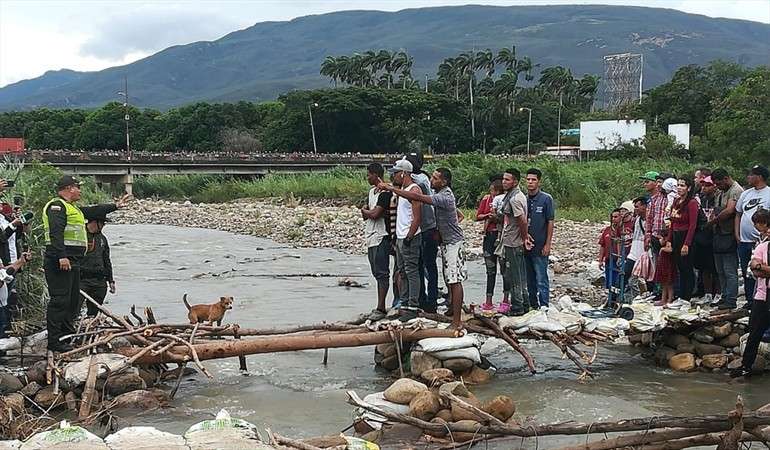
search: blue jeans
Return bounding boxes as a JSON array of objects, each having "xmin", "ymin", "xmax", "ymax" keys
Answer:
[
  {"xmin": 525, "ymin": 253, "xmax": 549, "ymax": 308},
  {"xmin": 714, "ymin": 251, "xmax": 739, "ymax": 306},
  {"xmin": 420, "ymin": 229, "xmax": 439, "ymax": 313},
  {"xmin": 738, "ymin": 242, "xmax": 756, "ymax": 307}
]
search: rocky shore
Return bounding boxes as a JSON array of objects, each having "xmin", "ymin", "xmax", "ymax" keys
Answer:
[{"xmin": 113, "ymin": 199, "xmax": 606, "ymax": 303}]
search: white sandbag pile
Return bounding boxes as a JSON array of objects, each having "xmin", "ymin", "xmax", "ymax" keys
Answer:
[
  {"xmin": 20, "ymin": 421, "xmax": 108, "ymax": 450},
  {"xmin": 104, "ymin": 427, "xmax": 188, "ymax": 450},
  {"xmin": 184, "ymin": 409, "xmax": 275, "ymax": 450},
  {"xmin": 412, "ymin": 336, "xmax": 485, "ymax": 376}
]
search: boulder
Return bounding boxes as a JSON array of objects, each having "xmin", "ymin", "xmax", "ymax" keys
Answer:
[
  {"xmin": 0, "ymin": 373, "xmax": 23, "ymax": 394},
  {"xmin": 663, "ymin": 333, "xmax": 690, "ymax": 349},
  {"xmin": 728, "ymin": 358, "xmax": 743, "ymax": 370},
  {"xmin": 425, "ymin": 418, "xmax": 448, "ymax": 438},
  {"xmin": 34, "ymin": 386, "xmax": 65, "ymax": 409},
  {"xmin": 438, "ymin": 381, "xmax": 470, "ymax": 398},
  {"xmin": 640, "ymin": 332, "xmax": 653, "ymax": 346},
  {"xmin": 461, "ymin": 366, "xmax": 493, "ymax": 385},
  {"xmin": 24, "ymin": 361, "xmax": 48, "ymax": 385},
  {"xmin": 718, "ymin": 333, "xmax": 741, "ymax": 348},
  {"xmin": 2, "ymin": 393, "xmax": 25, "ymax": 413},
  {"xmin": 19, "ymin": 381, "xmax": 42, "ymax": 397},
  {"xmin": 410, "ymin": 351, "xmax": 441, "ymax": 376},
  {"xmin": 482, "ymin": 395, "xmax": 516, "ymax": 421},
  {"xmin": 110, "ymin": 337, "xmax": 133, "ymax": 349},
  {"xmin": 692, "ymin": 332, "xmax": 714, "ymax": 344},
  {"xmin": 443, "ymin": 358, "xmax": 474, "ymax": 373},
  {"xmin": 448, "ymin": 420, "xmax": 482, "ymax": 443},
  {"xmin": 654, "ymin": 347, "xmax": 677, "ymax": 366},
  {"xmin": 383, "ymin": 378, "xmax": 428, "ymax": 405},
  {"xmin": 409, "ymin": 390, "xmax": 440, "ymax": 421},
  {"xmin": 65, "ymin": 391, "xmax": 79, "ymax": 412},
  {"xmin": 379, "ymin": 354, "xmax": 400, "ymax": 371},
  {"xmin": 105, "ymin": 373, "xmax": 146, "ymax": 397},
  {"xmin": 420, "ymin": 368, "xmax": 454, "ymax": 385},
  {"xmin": 707, "ymin": 323, "xmax": 732, "ymax": 339},
  {"xmin": 110, "ymin": 389, "xmax": 169, "ymax": 410},
  {"xmin": 451, "ymin": 395, "xmax": 484, "ymax": 422},
  {"xmin": 376, "ymin": 343, "xmax": 398, "ymax": 358},
  {"xmin": 694, "ymin": 341, "xmax": 724, "ymax": 357},
  {"xmin": 435, "ymin": 409, "xmax": 453, "ymax": 422},
  {"xmin": 138, "ymin": 369, "xmax": 158, "ymax": 388},
  {"xmin": 702, "ymin": 354, "xmax": 729, "ymax": 369},
  {"xmin": 675, "ymin": 343, "xmax": 696, "ymax": 354},
  {"xmin": 669, "ymin": 353, "xmax": 696, "ymax": 372}
]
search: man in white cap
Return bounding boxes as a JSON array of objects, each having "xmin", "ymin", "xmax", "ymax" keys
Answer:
[{"xmin": 386, "ymin": 159, "xmax": 422, "ymax": 320}]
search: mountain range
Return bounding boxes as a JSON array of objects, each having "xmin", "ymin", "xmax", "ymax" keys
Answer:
[{"xmin": 1, "ymin": 4, "xmax": 769, "ymax": 111}]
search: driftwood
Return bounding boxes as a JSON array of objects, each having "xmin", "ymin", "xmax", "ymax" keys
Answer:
[{"xmin": 472, "ymin": 312, "xmax": 537, "ymax": 374}]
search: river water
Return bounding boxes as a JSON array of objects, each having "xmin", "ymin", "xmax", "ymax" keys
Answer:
[{"xmin": 105, "ymin": 224, "xmax": 770, "ymax": 447}]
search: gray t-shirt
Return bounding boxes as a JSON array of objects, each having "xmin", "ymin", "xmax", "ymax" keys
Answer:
[
  {"xmin": 502, "ymin": 187, "xmax": 528, "ymax": 248},
  {"xmin": 736, "ymin": 186, "xmax": 770, "ymax": 242},
  {"xmin": 412, "ymin": 173, "xmax": 436, "ymax": 231},
  {"xmin": 431, "ymin": 187, "xmax": 464, "ymax": 245},
  {"xmin": 715, "ymin": 181, "xmax": 743, "ymax": 234}
]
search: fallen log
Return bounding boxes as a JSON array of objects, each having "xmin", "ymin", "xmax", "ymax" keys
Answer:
[
  {"xmin": 472, "ymin": 313, "xmax": 536, "ymax": 374},
  {"xmin": 556, "ymin": 427, "xmax": 716, "ymax": 450},
  {"xmin": 117, "ymin": 328, "xmax": 458, "ymax": 364}
]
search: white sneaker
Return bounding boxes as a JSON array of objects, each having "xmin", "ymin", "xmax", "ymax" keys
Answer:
[
  {"xmin": 704, "ymin": 294, "xmax": 713, "ymax": 304},
  {"xmin": 710, "ymin": 294, "xmax": 722, "ymax": 306}
]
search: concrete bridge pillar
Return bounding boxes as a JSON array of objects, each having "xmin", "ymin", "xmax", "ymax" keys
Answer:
[{"xmin": 94, "ymin": 174, "xmax": 133, "ymax": 195}]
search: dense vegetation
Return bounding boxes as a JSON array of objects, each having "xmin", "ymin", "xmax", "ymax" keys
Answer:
[
  {"xmin": 0, "ymin": 59, "xmax": 766, "ymax": 166},
  {"xmin": 1, "ymin": 5, "xmax": 769, "ymax": 110}
]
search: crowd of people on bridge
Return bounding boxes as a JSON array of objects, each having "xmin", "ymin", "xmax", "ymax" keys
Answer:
[{"xmin": 361, "ymin": 155, "xmax": 770, "ymax": 378}]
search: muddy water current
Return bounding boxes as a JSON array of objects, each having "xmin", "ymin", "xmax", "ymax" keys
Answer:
[{"xmin": 106, "ymin": 224, "xmax": 770, "ymax": 447}]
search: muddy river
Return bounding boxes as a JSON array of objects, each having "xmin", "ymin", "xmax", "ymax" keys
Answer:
[{"xmin": 104, "ymin": 224, "xmax": 769, "ymax": 447}]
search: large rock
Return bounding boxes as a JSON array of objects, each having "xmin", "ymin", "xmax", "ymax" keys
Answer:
[
  {"xmin": 450, "ymin": 395, "xmax": 484, "ymax": 422},
  {"xmin": 483, "ymin": 395, "xmax": 516, "ymax": 421},
  {"xmin": 443, "ymin": 358, "xmax": 474, "ymax": 373},
  {"xmin": 421, "ymin": 368, "xmax": 454, "ymax": 385},
  {"xmin": 663, "ymin": 333, "xmax": 690, "ymax": 349},
  {"xmin": 462, "ymin": 366, "xmax": 493, "ymax": 385},
  {"xmin": 2, "ymin": 393, "xmax": 25, "ymax": 413},
  {"xmin": 435, "ymin": 409, "xmax": 453, "ymax": 422},
  {"xmin": 24, "ymin": 361, "xmax": 48, "ymax": 385},
  {"xmin": 110, "ymin": 389, "xmax": 169, "ymax": 410},
  {"xmin": 438, "ymin": 381, "xmax": 470, "ymax": 398},
  {"xmin": 104, "ymin": 373, "xmax": 147, "ymax": 397},
  {"xmin": 675, "ymin": 343, "xmax": 696, "ymax": 354},
  {"xmin": 376, "ymin": 343, "xmax": 397, "ymax": 358},
  {"xmin": 694, "ymin": 341, "xmax": 724, "ymax": 357},
  {"xmin": 65, "ymin": 391, "xmax": 79, "ymax": 412},
  {"xmin": 654, "ymin": 347, "xmax": 677, "ymax": 366},
  {"xmin": 669, "ymin": 353, "xmax": 696, "ymax": 372},
  {"xmin": 383, "ymin": 378, "xmax": 428, "ymax": 405},
  {"xmin": 34, "ymin": 386, "xmax": 65, "ymax": 409},
  {"xmin": 410, "ymin": 351, "xmax": 441, "ymax": 376},
  {"xmin": 692, "ymin": 331, "xmax": 714, "ymax": 344},
  {"xmin": 707, "ymin": 323, "xmax": 732, "ymax": 339},
  {"xmin": 702, "ymin": 354, "xmax": 729, "ymax": 369},
  {"xmin": 425, "ymin": 418, "xmax": 448, "ymax": 438},
  {"xmin": 379, "ymin": 354, "xmax": 400, "ymax": 371},
  {"xmin": 718, "ymin": 333, "xmax": 741, "ymax": 348},
  {"xmin": 449, "ymin": 420, "xmax": 482, "ymax": 443},
  {"xmin": 19, "ymin": 381, "xmax": 42, "ymax": 397},
  {"xmin": 409, "ymin": 390, "xmax": 440, "ymax": 421},
  {"xmin": 0, "ymin": 373, "xmax": 24, "ymax": 394}
]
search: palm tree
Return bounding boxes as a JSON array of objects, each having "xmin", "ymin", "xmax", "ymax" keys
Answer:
[
  {"xmin": 438, "ymin": 57, "xmax": 462, "ymax": 99},
  {"xmin": 474, "ymin": 49, "xmax": 495, "ymax": 79},
  {"xmin": 320, "ymin": 56, "xmax": 339, "ymax": 87},
  {"xmin": 495, "ymin": 45, "xmax": 518, "ymax": 72},
  {"xmin": 539, "ymin": 66, "xmax": 574, "ymax": 101},
  {"xmin": 491, "ymin": 70, "xmax": 521, "ymax": 116}
]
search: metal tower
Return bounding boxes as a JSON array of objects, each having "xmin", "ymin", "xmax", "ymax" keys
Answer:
[{"xmin": 603, "ymin": 53, "xmax": 643, "ymax": 110}]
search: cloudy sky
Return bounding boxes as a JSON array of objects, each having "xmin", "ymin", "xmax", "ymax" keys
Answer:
[{"xmin": 1, "ymin": 0, "xmax": 768, "ymax": 88}]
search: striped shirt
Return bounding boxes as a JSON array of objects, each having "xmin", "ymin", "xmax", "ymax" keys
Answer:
[{"xmin": 646, "ymin": 192, "xmax": 667, "ymax": 240}]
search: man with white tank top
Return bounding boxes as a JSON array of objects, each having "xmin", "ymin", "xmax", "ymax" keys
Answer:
[{"xmin": 387, "ymin": 158, "xmax": 422, "ymax": 321}]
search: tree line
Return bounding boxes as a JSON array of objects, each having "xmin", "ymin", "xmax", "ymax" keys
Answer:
[{"xmin": 0, "ymin": 49, "xmax": 766, "ymax": 165}]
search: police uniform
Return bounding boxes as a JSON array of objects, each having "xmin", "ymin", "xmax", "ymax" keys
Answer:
[
  {"xmin": 43, "ymin": 176, "xmax": 117, "ymax": 352},
  {"xmin": 81, "ymin": 217, "xmax": 113, "ymax": 317}
]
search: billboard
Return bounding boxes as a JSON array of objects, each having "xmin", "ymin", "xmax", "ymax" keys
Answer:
[
  {"xmin": 579, "ymin": 120, "xmax": 646, "ymax": 151},
  {"xmin": 668, "ymin": 123, "xmax": 690, "ymax": 149}
]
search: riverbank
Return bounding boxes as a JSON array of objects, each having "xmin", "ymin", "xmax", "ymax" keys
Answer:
[{"xmin": 113, "ymin": 198, "xmax": 606, "ymax": 303}]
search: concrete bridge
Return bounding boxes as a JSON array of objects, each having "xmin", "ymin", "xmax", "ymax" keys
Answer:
[{"xmin": 33, "ymin": 153, "xmax": 402, "ymax": 194}]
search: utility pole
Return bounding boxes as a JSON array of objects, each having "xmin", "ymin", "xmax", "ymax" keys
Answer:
[
  {"xmin": 308, "ymin": 103, "xmax": 318, "ymax": 154},
  {"xmin": 469, "ymin": 75, "xmax": 475, "ymax": 141},
  {"xmin": 425, "ymin": 74, "xmax": 428, "ymax": 93},
  {"xmin": 117, "ymin": 76, "xmax": 132, "ymax": 195},
  {"xmin": 557, "ymin": 91, "xmax": 563, "ymax": 151},
  {"xmin": 519, "ymin": 107, "xmax": 532, "ymax": 157}
]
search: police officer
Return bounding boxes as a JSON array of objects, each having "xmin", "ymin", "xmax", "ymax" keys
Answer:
[
  {"xmin": 43, "ymin": 175, "xmax": 129, "ymax": 352},
  {"xmin": 81, "ymin": 214, "xmax": 114, "ymax": 317}
]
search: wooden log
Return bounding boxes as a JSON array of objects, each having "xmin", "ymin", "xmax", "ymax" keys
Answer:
[
  {"xmin": 639, "ymin": 431, "xmax": 760, "ymax": 450},
  {"xmin": 117, "ymin": 328, "xmax": 458, "ymax": 364},
  {"xmin": 556, "ymin": 428, "xmax": 715, "ymax": 450},
  {"xmin": 78, "ymin": 355, "xmax": 98, "ymax": 419},
  {"xmin": 472, "ymin": 313, "xmax": 537, "ymax": 374}
]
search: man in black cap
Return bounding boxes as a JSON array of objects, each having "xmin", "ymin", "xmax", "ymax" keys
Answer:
[
  {"xmin": 81, "ymin": 215, "xmax": 115, "ymax": 317},
  {"xmin": 42, "ymin": 175, "xmax": 130, "ymax": 352}
]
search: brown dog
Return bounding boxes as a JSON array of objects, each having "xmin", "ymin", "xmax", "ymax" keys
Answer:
[{"xmin": 182, "ymin": 293, "xmax": 234, "ymax": 326}]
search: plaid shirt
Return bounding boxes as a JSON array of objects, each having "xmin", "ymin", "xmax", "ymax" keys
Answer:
[{"xmin": 646, "ymin": 192, "xmax": 667, "ymax": 239}]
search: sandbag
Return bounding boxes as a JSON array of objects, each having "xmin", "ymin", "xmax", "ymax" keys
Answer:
[
  {"xmin": 185, "ymin": 409, "xmax": 271, "ymax": 450},
  {"xmin": 104, "ymin": 427, "xmax": 187, "ymax": 450},
  {"xmin": 21, "ymin": 421, "xmax": 107, "ymax": 449},
  {"xmin": 359, "ymin": 392, "xmax": 411, "ymax": 430},
  {"xmin": 0, "ymin": 441, "xmax": 21, "ymax": 449},
  {"xmin": 63, "ymin": 354, "xmax": 134, "ymax": 388},
  {"xmin": 414, "ymin": 335, "xmax": 483, "ymax": 353},
  {"xmin": 431, "ymin": 348, "xmax": 482, "ymax": 364},
  {"xmin": 383, "ymin": 378, "xmax": 428, "ymax": 404}
]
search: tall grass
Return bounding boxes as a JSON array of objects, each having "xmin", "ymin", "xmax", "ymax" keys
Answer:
[{"xmin": 131, "ymin": 154, "xmax": 722, "ymax": 220}]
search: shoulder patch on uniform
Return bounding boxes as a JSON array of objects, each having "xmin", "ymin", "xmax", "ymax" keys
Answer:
[{"xmin": 50, "ymin": 205, "xmax": 62, "ymax": 211}]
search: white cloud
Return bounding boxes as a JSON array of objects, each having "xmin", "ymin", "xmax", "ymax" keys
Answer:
[{"xmin": 1, "ymin": 0, "xmax": 768, "ymax": 88}]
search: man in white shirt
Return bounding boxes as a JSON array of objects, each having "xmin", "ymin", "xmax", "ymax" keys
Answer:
[{"xmin": 361, "ymin": 163, "xmax": 393, "ymax": 321}]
